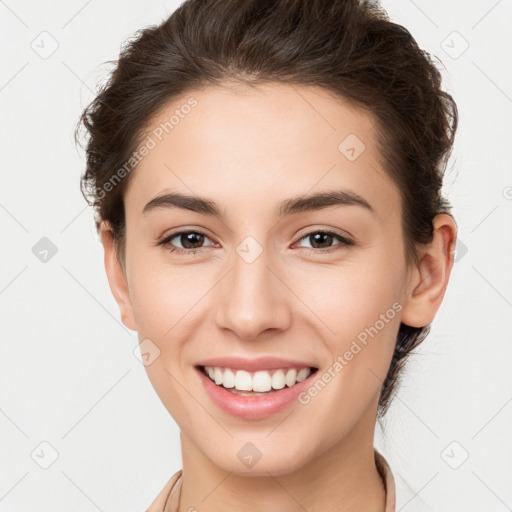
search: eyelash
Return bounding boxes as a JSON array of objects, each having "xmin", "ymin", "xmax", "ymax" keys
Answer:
[{"xmin": 158, "ymin": 229, "xmax": 354, "ymax": 256}]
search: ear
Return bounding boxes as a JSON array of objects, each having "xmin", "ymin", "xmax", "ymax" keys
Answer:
[
  {"xmin": 400, "ymin": 213, "xmax": 458, "ymax": 328},
  {"xmin": 99, "ymin": 221, "xmax": 137, "ymax": 331}
]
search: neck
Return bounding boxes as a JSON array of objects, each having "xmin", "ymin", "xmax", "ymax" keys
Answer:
[{"xmin": 176, "ymin": 405, "xmax": 386, "ymax": 512}]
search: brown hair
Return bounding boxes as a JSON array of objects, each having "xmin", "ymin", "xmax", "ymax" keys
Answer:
[{"xmin": 75, "ymin": 0, "xmax": 458, "ymax": 418}]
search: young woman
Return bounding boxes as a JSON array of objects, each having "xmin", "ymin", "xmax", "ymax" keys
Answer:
[{"xmin": 76, "ymin": 0, "xmax": 458, "ymax": 510}]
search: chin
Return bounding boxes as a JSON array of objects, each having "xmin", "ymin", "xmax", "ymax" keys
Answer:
[{"xmin": 208, "ymin": 444, "xmax": 310, "ymax": 477}]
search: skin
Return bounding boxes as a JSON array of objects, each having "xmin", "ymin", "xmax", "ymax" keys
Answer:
[{"xmin": 100, "ymin": 82, "xmax": 457, "ymax": 512}]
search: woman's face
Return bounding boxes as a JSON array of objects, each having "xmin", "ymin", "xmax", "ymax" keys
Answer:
[{"xmin": 105, "ymin": 83, "xmax": 423, "ymax": 475}]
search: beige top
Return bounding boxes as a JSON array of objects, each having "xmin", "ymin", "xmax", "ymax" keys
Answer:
[{"xmin": 147, "ymin": 448, "xmax": 396, "ymax": 512}]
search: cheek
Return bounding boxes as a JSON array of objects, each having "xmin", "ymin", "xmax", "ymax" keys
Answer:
[
  {"xmin": 129, "ymin": 274, "xmax": 171, "ymax": 334},
  {"xmin": 126, "ymin": 241, "xmax": 200, "ymax": 336},
  {"xmin": 292, "ymin": 254, "xmax": 403, "ymax": 385},
  {"xmin": 126, "ymin": 263, "xmax": 199, "ymax": 416},
  {"xmin": 293, "ymin": 265, "xmax": 402, "ymax": 431},
  {"xmin": 295, "ymin": 256, "xmax": 403, "ymax": 336}
]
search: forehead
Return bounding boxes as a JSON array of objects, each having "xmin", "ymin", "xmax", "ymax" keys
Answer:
[{"xmin": 126, "ymin": 82, "xmax": 400, "ymax": 222}]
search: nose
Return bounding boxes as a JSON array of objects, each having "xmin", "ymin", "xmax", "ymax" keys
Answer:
[{"xmin": 214, "ymin": 243, "xmax": 292, "ymax": 341}]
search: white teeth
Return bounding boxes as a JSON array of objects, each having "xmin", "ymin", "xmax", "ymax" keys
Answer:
[
  {"xmin": 271, "ymin": 369, "xmax": 286, "ymax": 390},
  {"xmin": 234, "ymin": 370, "xmax": 252, "ymax": 391},
  {"xmin": 203, "ymin": 366, "xmax": 313, "ymax": 392},
  {"xmin": 223, "ymin": 368, "xmax": 235, "ymax": 388},
  {"xmin": 253, "ymin": 371, "xmax": 272, "ymax": 392},
  {"xmin": 285, "ymin": 368, "xmax": 297, "ymax": 387},
  {"xmin": 296, "ymin": 368, "xmax": 311, "ymax": 382}
]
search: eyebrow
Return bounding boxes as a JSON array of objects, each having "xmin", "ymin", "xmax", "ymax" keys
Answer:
[{"xmin": 142, "ymin": 189, "xmax": 375, "ymax": 218}]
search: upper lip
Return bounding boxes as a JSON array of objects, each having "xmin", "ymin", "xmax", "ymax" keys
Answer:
[{"xmin": 195, "ymin": 356, "xmax": 318, "ymax": 373}]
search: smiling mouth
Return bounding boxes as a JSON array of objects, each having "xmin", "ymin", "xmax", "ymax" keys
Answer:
[{"xmin": 196, "ymin": 365, "xmax": 319, "ymax": 395}]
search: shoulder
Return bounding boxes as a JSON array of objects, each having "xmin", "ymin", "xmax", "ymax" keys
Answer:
[{"xmin": 145, "ymin": 470, "xmax": 183, "ymax": 512}]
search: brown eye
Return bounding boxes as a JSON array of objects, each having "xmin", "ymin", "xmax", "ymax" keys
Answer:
[
  {"xmin": 308, "ymin": 232, "xmax": 335, "ymax": 249},
  {"xmin": 177, "ymin": 232, "xmax": 206, "ymax": 249},
  {"xmin": 296, "ymin": 230, "xmax": 354, "ymax": 252},
  {"xmin": 159, "ymin": 230, "xmax": 215, "ymax": 255}
]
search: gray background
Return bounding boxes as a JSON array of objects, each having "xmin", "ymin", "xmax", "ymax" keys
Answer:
[{"xmin": 1, "ymin": 0, "xmax": 511, "ymax": 510}]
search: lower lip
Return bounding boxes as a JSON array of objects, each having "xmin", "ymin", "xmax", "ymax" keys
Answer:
[{"xmin": 195, "ymin": 366, "xmax": 318, "ymax": 420}]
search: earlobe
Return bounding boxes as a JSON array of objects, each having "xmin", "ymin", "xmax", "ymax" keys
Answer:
[
  {"xmin": 99, "ymin": 221, "xmax": 137, "ymax": 331},
  {"xmin": 400, "ymin": 213, "xmax": 458, "ymax": 328}
]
